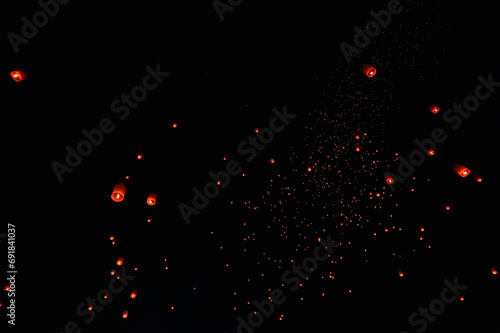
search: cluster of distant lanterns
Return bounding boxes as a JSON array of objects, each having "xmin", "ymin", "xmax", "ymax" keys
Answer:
[{"xmin": 111, "ymin": 181, "xmax": 157, "ymax": 205}]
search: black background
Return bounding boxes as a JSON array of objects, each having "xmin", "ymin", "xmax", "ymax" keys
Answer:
[{"xmin": 2, "ymin": 0, "xmax": 500, "ymax": 332}]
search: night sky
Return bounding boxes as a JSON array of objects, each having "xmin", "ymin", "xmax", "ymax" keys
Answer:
[{"xmin": 3, "ymin": 0, "xmax": 500, "ymax": 332}]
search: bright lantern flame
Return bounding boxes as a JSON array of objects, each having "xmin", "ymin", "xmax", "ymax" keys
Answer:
[
  {"xmin": 147, "ymin": 192, "xmax": 157, "ymax": 205},
  {"xmin": 122, "ymin": 310, "xmax": 128, "ymax": 318},
  {"xmin": 492, "ymin": 268, "xmax": 498, "ymax": 275},
  {"xmin": 116, "ymin": 257, "xmax": 124, "ymax": 266},
  {"xmin": 111, "ymin": 183, "xmax": 127, "ymax": 202},
  {"xmin": 452, "ymin": 163, "xmax": 470, "ymax": 177},
  {"xmin": 399, "ymin": 270, "xmax": 404, "ymax": 277}
]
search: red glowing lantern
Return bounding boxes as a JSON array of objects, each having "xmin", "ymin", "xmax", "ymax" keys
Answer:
[
  {"xmin": 427, "ymin": 149, "xmax": 435, "ymax": 156},
  {"xmin": 452, "ymin": 163, "xmax": 470, "ymax": 177},
  {"xmin": 492, "ymin": 268, "xmax": 498, "ymax": 275},
  {"xmin": 445, "ymin": 206, "xmax": 451, "ymax": 210},
  {"xmin": 172, "ymin": 123, "xmax": 178, "ymax": 128},
  {"xmin": 307, "ymin": 167, "xmax": 312, "ymax": 172},
  {"xmin": 122, "ymin": 310, "xmax": 128, "ymax": 318},
  {"xmin": 147, "ymin": 192, "xmax": 157, "ymax": 205},
  {"xmin": 3, "ymin": 284, "xmax": 10, "ymax": 291},
  {"xmin": 398, "ymin": 270, "xmax": 404, "ymax": 277},
  {"xmin": 270, "ymin": 158, "xmax": 275, "ymax": 164},
  {"xmin": 473, "ymin": 175, "xmax": 483, "ymax": 183},
  {"xmin": 137, "ymin": 154, "xmax": 143, "ymax": 159},
  {"xmin": 116, "ymin": 257, "xmax": 124, "ymax": 266},
  {"xmin": 362, "ymin": 64, "xmax": 376, "ymax": 77},
  {"xmin": 130, "ymin": 290, "xmax": 138, "ymax": 299},
  {"xmin": 254, "ymin": 128, "xmax": 259, "ymax": 134},
  {"xmin": 111, "ymin": 183, "xmax": 127, "ymax": 202},
  {"xmin": 428, "ymin": 105, "xmax": 440, "ymax": 114},
  {"xmin": 11, "ymin": 70, "xmax": 28, "ymax": 82},
  {"xmin": 384, "ymin": 174, "xmax": 394, "ymax": 184}
]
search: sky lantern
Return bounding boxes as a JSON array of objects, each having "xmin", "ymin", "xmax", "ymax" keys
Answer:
[
  {"xmin": 355, "ymin": 135, "xmax": 360, "ymax": 140},
  {"xmin": 384, "ymin": 173, "xmax": 394, "ymax": 184},
  {"xmin": 11, "ymin": 70, "xmax": 28, "ymax": 82},
  {"xmin": 137, "ymin": 154, "xmax": 143, "ymax": 159},
  {"xmin": 445, "ymin": 205, "xmax": 451, "ymax": 210},
  {"xmin": 427, "ymin": 149, "xmax": 435, "ymax": 156},
  {"xmin": 362, "ymin": 64, "xmax": 376, "ymax": 77},
  {"xmin": 428, "ymin": 105, "xmax": 440, "ymax": 114},
  {"xmin": 111, "ymin": 183, "xmax": 127, "ymax": 202},
  {"xmin": 270, "ymin": 158, "xmax": 275, "ymax": 164},
  {"xmin": 122, "ymin": 310, "xmax": 128, "ymax": 318},
  {"xmin": 3, "ymin": 284, "xmax": 10, "ymax": 291},
  {"xmin": 491, "ymin": 268, "xmax": 498, "ymax": 275},
  {"xmin": 147, "ymin": 192, "xmax": 157, "ymax": 205},
  {"xmin": 172, "ymin": 123, "xmax": 178, "ymax": 128},
  {"xmin": 473, "ymin": 175, "xmax": 483, "ymax": 183},
  {"xmin": 355, "ymin": 147, "xmax": 361, "ymax": 152},
  {"xmin": 116, "ymin": 257, "xmax": 124, "ymax": 266},
  {"xmin": 254, "ymin": 128, "xmax": 259, "ymax": 134},
  {"xmin": 307, "ymin": 167, "xmax": 312, "ymax": 172},
  {"xmin": 452, "ymin": 163, "xmax": 470, "ymax": 177},
  {"xmin": 398, "ymin": 270, "xmax": 404, "ymax": 277},
  {"xmin": 130, "ymin": 290, "xmax": 138, "ymax": 299}
]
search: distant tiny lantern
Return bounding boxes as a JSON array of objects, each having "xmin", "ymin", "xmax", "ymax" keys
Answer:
[
  {"xmin": 3, "ymin": 284, "xmax": 10, "ymax": 291},
  {"xmin": 362, "ymin": 64, "xmax": 376, "ymax": 77},
  {"xmin": 111, "ymin": 183, "xmax": 127, "ymax": 202},
  {"xmin": 147, "ymin": 192, "xmax": 157, "ymax": 205},
  {"xmin": 398, "ymin": 270, "xmax": 404, "ymax": 277},
  {"xmin": 270, "ymin": 158, "xmax": 275, "ymax": 164},
  {"xmin": 428, "ymin": 105, "xmax": 440, "ymax": 114},
  {"xmin": 427, "ymin": 149, "xmax": 435, "ymax": 156},
  {"xmin": 473, "ymin": 175, "xmax": 483, "ymax": 183},
  {"xmin": 384, "ymin": 173, "xmax": 394, "ymax": 184},
  {"xmin": 137, "ymin": 154, "xmax": 143, "ymax": 159},
  {"xmin": 130, "ymin": 290, "xmax": 138, "ymax": 299},
  {"xmin": 355, "ymin": 147, "xmax": 361, "ymax": 152},
  {"xmin": 452, "ymin": 163, "xmax": 470, "ymax": 177},
  {"xmin": 355, "ymin": 135, "xmax": 360, "ymax": 140},
  {"xmin": 116, "ymin": 257, "xmax": 124, "ymax": 266},
  {"xmin": 172, "ymin": 123, "xmax": 178, "ymax": 128},
  {"xmin": 11, "ymin": 70, "xmax": 28, "ymax": 82},
  {"xmin": 307, "ymin": 167, "xmax": 312, "ymax": 172},
  {"xmin": 445, "ymin": 205, "xmax": 451, "ymax": 210},
  {"xmin": 254, "ymin": 128, "xmax": 259, "ymax": 134},
  {"xmin": 122, "ymin": 310, "xmax": 128, "ymax": 318},
  {"xmin": 492, "ymin": 268, "xmax": 498, "ymax": 275}
]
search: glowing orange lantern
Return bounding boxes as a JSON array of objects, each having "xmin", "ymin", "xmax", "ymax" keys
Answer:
[
  {"xmin": 137, "ymin": 154, "xmax": 143, "ymax": 159},
  {"xmin": 3, "ymin": 284, "xmax": 10, "ymax": 291},
  {"xmin": 492, "ymin": 268, "xmax": 498, "ymax": 275},
  {"xmin": 362, "ymin": 64, "xmax": 376, "ymax": 77},
  {"xmin": 147, "ymin": 192, "xmax": 157, "ymax": 205},
  {"xmin": 254, "ymin": 128, "xmax": 259, "ymax": 134},
  {"xmin": 427, "ymin": 149, "xmax": 435, "ymax": 156},
  {"xmin": 11, "ymin": 70, "xmax": 28, "ymax": 82},
  {"xmin": 307, "ymin": 167, "xmax": 312, "ymax": 172},
  {"xmin": 384, "ymin": 174, "xmax": 394, "ymax": 184},
  {"xmin": 111, "ymin": 183, "xmax": 127, "ymax": 202},
  {"xmin": 473, "ymin": 175, "xmax": 483, "ymax": 183},
  {"xmin": 445, "ymin": 206, "xmax": 451, "ymax": 210},
  {"xmin": 116, "ymin": 257, "xmax": 124, "ymax": 266},
  {"xmin": 398, "ymin": 270, "xmax": 404, "ymax": 277},
  {"xmin": 428, "ymin": 105, "xmax": 440, "ymax": 114},
  {"xmin": 130, "ymin": 290, "xmax": 138, "ymax": 299},
  {"xmin": 452, "ymin": 163, "xmax": 470, "ymax": 177},
  {"xmin": 270, "ymin": 158, "xmax": 275, "ymax": 164},
  {"xmin": 122, "ymin": 310, "xmax": 128, "ymax": 318},
  {"xmin": 355, "ymin": 147, "xmax": 361, "ymax": 152},
  {"xmin": 172, "ymin": 123, "xmax": 178, "ymax": 128}
]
